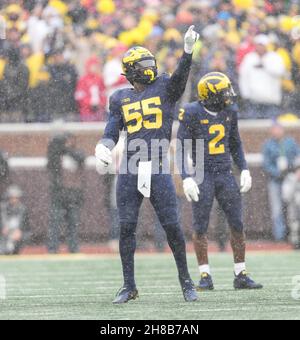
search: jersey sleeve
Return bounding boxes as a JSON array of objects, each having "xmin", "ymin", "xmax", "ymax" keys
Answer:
[
  {"xmin": 166, "ymin": 52, "xmax": 193, "ymax": 103},
  {"xmin": 176, "ymin": 106, "xmax": 195, "ymax": 180},
  {"xmin": 229, "ymin": 110, "xmax": 248, "ymax": 171},
  {"xmin": 101, "ymin": 92, "xmax": 124, "ymax": 150}
]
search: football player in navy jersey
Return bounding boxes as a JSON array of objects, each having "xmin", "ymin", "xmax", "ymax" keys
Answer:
[
  {"xmin": 95, "ymin": 26, "xmax": 200, "ymax": 304},
  {"xmin": 177, "ymin": 72, "xmax": 263, "ymax": 291}
]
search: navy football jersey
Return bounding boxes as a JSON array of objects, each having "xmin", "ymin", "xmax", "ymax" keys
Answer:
[
  {"xmin": 177, "ymin": 101, "xmax": 248, "ymax": 178},
  {"xmin": 102, "ymin": 52, "xmax": 192, "ymax": 159}
]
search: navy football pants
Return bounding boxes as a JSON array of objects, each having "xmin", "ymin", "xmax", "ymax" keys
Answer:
[
  {"xmin": 117, "ymin": 173, "xmax": 179, "ymax": 226},
  {"xmin": 192, "ymin": 171, "xmax": 244, "ymax": 235}
]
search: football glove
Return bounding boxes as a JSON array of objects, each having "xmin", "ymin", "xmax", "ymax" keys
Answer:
[
  {"xmin": 184, "ymin": 25, "xmax": 200, "ymax": 54},
  {"xmin": 95, "ymin": 144, "xmax": 112, "ymax": 173},
  {"xmin": 240, "ymin": 170, "xmax": 252, "ymax": 193},
  {"xmin": 183, "ymin": 177, "xmax": 200, "ymax": 202}
]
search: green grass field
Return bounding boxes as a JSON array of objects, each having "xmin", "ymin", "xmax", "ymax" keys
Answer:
[{"xmin": 0, "ymin": 252, "xmax": 300, "ymax": 320}]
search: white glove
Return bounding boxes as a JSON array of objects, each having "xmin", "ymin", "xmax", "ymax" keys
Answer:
[
  {"xmin": 183, "ymin": 177, "xmax": 200, "ymax": 202},
  {"xmin": 240, "ymin": 170, "xmax": 252, "ymax": 193},
  {"xmin": 184, "ymin": 25, "xmax": 200, "ymax": 54},
  {"xmin": 95, "ymin": 144, "xmax": 112, "ymax": 173}
]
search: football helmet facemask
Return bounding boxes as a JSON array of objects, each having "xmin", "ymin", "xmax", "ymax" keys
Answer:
[{"xmin": 122, "ymin": 46, "xmax": 158, "ymax": 85}]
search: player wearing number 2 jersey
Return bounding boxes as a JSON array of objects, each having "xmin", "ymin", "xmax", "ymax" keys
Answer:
[{"xmin": 177, "ymin": 72, "xmax": 263, "ymax": 292}]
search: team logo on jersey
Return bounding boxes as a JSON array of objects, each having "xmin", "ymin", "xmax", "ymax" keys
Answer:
[
  {"xmin": 122, "ymin": 98, "xmax": 131, "ymax": 103},
  {"xmin": 200, "ymin": 119, "xmax": 209, "ymax": 125}
]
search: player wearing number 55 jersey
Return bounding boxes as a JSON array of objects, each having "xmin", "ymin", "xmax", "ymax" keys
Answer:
[
  {"xmin": 177, "ymin": 72, "xmax": 263, "ymax": 291},
  {"xmin": 95, "ymin": 26, "xmax": 200, "ymax": 304}
]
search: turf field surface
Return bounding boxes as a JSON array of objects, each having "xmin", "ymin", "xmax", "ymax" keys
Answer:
[{"xmin": 0, "ymin": 252, "xmax": 299, "ymax": 320}]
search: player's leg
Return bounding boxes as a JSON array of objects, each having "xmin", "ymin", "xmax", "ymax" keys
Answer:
[
  {"xmin": 113, "ymin": 174, "xmax": 143, "ymax": 304},
  {"xmin": 48, "ymin": 196, "xmax": 64, "ymax": 254},
  {"xmin": 150, "ymin": 174, "xmax": 198, "ymax": 302},
  {"xmin": 216, "ymin": 172, "xmax": 263, "ymax": 289},
  {"xmin": 65, "ymin": 201, "xmax": 81, "ymax": 254},
  {"xmin": 192, "ymin": 172, "xmax": 215, "ymax": 290},
  {"xmin": 288, "ymin": 202, "xmax": 300, "ymax": 250}
]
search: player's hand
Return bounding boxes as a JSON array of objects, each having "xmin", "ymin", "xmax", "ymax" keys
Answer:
[
  {"xmin": 183, "ymin": 177, "xmax": 200, "ymax": 202},
  {"xmin": 95, "ymin": 144, "xmax": 112, "ymax": 173},
  {"xmin": 240, "ymin": 170, "xmax": 252, "ymax": 193},
  {"xmin": 184, "ymin": 25, "xmax": 200, "ymax": 54}
]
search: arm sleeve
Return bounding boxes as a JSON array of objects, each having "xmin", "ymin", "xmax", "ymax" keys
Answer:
[
  {"xmin": 176, "ymin": 108, "xmax": 194, "ymax": 180},
  {"xmin": 101, "ymin": 94, "xmax": 124, "ymax": 150},
  {"xmin": 166, "ymin": 52, "xmax": 193, "ymax": 102},
  {"xmin": 229, "ymin": 111, "xmax": 248, "ymax": 171}
]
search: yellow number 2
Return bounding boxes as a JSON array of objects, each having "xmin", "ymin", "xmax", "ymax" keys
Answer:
[
  {"xmin": 209, "ymin": 124, "xmax": 225, "ymax": 155},
  {"xmin": 122, "ymin": 97, "xmax": 162, "ymax": 134}
]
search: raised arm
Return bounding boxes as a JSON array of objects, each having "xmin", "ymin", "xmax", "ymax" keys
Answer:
[{"xmin": 166, "ymin": 26, "xmax": 199, "ymax": 102}]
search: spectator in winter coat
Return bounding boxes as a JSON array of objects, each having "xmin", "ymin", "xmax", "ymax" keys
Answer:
[
  {"xmin": 75, "ymin": 57, "xmax": 106, "ymax": 122},
  {"xmin": 47, "ymin": 49, "xmax": 78, "ymax": 120},
  {"xmin": 282, "ymin": 158, "xmax": 300, "ymax": 250},
  {"xmin": 239, "ymin": 34, "xmax": 286, "ymax": 119},
  {"xmin": 47, "ymin": 133, "xmax": 86, "ymax": 253},
  {"xmin": 0, "ymin": 47, "xmax": 29, "ymax": 122},
  {"xmin": 0, "ymin": 186, "xmax": 30, "ymax": 255},
  {"xmin": 0, "ymin": 150, "xmax": 9, "ymax": 202},
  {"xmin": 263, "ymin": 122, "xmax": 299, "ymax": 241}
]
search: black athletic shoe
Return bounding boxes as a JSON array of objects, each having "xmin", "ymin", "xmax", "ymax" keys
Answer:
[
  {"xmin": 113, "ymin": 286, "xmax": 139, "ymax": 304},
  {"xmin": 180, "ymin": 278, "xmax": 199, "ymax": 302},
  {"xmin": 234, "ymin": 271, "xmax": 263, "ymax": 290},
  {"xmin": 197, "ymin": 273, "xmax": 214, "ymax": 291}
]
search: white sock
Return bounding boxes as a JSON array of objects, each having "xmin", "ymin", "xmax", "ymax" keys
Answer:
[
  {"xmin": 234, "ymin": 263, "xmax": 246, "ymax": 276},
  {"xmin": 199, "ymin": 265, "xmax": 211, "ymax": 276}
]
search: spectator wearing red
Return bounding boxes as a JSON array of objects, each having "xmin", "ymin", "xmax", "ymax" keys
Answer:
[{"xmin": 75, "ymin": 57, "xmax": 107, "ymax": 122}]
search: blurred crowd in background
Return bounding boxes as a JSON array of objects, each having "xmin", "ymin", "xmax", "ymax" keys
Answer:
[{"xmin": 0, "ymin": 0, "xmax": 300, "ymax": 122}]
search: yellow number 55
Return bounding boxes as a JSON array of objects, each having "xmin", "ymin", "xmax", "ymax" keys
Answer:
[{"xmin": 122, "ymin": 97, "xmax": 163, "ymax": 134}]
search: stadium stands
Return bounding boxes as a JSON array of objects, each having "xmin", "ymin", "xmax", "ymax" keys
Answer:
[{"xmin": 0, "ymin": 0, "xmax": 299, "ymax": 122}]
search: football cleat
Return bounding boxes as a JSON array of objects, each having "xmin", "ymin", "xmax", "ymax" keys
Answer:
[
  {"xmin": 234, "ymin": 271, "xmax": 263, "ymax": 290},
  {"xmin": 197, "ymin": 273, "xmax": 214, "ymax": 291},
  {"xmin": 112, "ymin": 286, "xmax": 139, "ymax": 304},
  {"xmin": 180, "ymin": 278, "xmax": 199, "ymax": 302}
]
